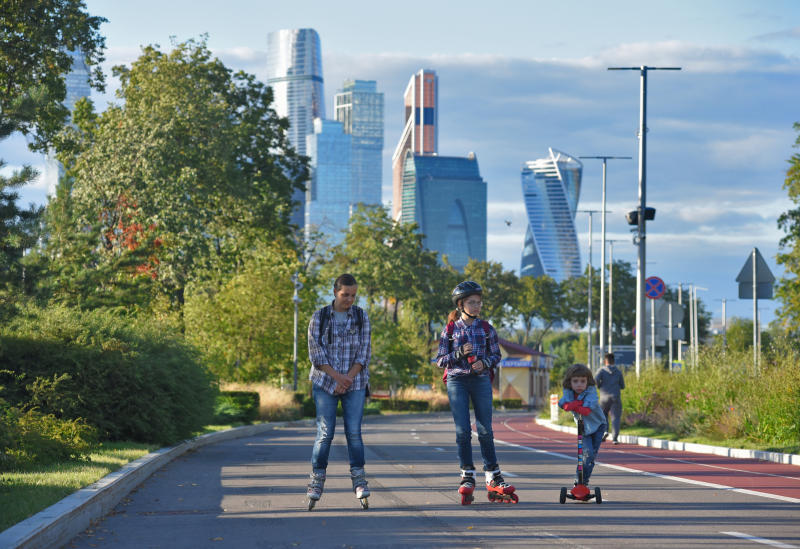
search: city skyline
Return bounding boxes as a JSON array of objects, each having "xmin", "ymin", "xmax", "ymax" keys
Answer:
[{"xmin": 3, "ymin": 0, "xmax": 798, "ymax": 325}]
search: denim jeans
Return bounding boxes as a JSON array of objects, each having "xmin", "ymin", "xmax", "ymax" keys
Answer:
[
  {"xmin": 446, "ymin": 373, "xmax": 498, "ymax": 471},
  {"xmin": 577, "ymin": 424, "xmax": 606, "ymax": 485},
  {"xmin": 310, "ymin": 387, "xmax": 366, "ymax": 472}
]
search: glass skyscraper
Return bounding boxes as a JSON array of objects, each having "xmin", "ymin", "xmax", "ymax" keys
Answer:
[
  {"xmin": 43, "ymin": 49, "xmax": 90, "ymax": 196},
  {"xmin": 401, "ymin": 152, "xmax": 486, "ymax": 271},
  {"xmin": 305, "ymin": 118, "xmax": 352, "ymax": 246},
  {"xmin": 391, "ymin": 69, "xmax": 437, "ymax": 220},
  {"xmin": 520, "ymin": 148, "xmax": 583, "ymax": 282},
  {"xmin": 266, "ymin": 28, "xmax": 325, "ymax": 227},
  {"xmin": 334, "ymin": 80, "xmax": 384, "ymax": 206}
]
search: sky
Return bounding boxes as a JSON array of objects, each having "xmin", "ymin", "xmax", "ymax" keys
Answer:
[{"xmin": 3, "ymin": 0, "xmax": 799, "ymax": 326}]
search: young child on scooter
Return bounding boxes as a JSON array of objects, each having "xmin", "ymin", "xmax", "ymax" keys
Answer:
[{"xmin": 558, "ymin": 364, "xmax": 608, "ymax": 487}]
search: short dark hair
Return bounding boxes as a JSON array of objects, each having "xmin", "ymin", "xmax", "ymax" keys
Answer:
[
  {"xmin": 562, "ymin": 363, "xmax": 596, "ymax": 389},
  {"xmin": 604, "ymin": 352, "xmax": 615, "ymax": 364},
  {"xmin": 334, "ymin": 273, "xmax": 357, "ymax": 292}
]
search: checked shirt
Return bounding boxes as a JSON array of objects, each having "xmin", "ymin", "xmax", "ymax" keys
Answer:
[
  {"xmin": 307, "ymin": 304, "xmax": 371, "ymax": 395},
  {"xmin": 435, "ymin": 317, "xmax": 501, "ymax": 378}
]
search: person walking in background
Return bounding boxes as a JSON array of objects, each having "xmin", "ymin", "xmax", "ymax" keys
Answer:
[
  {"xmin": 305, "ymin": 273, "xmax": 372, "ymax": 510},
  {"xmin": 435, "ymin": 281, "xmax": 518, "ymax": 505},
  {"xmin": 596, "ymin": 352, "xmax": 625, "ymax": 444},
  {"xmin": 558, "ymin": 364, "xmax": 607, "ymax": 487}
]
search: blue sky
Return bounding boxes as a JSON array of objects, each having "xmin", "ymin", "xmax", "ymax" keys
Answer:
[{"xmin": 3, "ymin": 0, "xmax": 799, "ymax": 326}]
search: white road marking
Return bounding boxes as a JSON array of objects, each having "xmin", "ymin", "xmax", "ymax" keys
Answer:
[
  {"xmin": 497, "ymin": 421, "xmax": 800, "ymax": 504},
  {"xmin": 721, "ymin": 531, "xmax": 799, "ymax": 548},
  {"xmin": 434, "ymin": 447, "xmax": 445, "ymax": 452},
  {"xmin": 500, "ymin": 470, "xmax": 518, "ymax": 477}
]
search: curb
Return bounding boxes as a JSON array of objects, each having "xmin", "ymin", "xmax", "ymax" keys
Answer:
[
  {"xmin": 0, "ymin": 421, "xmax": 310, "ymax": 549},
  {"xmin": 535, "ymin": 418, "xmax": 800, "ymax": 466}
]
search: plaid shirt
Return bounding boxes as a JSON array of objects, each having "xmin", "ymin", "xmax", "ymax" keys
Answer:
[
  {"xmin": 435, "ymin": 317, "xmax": 501, "ymax": 378},
  {"xmin": 307, "ymin": 303, "xmax": 371, "ymax": 395}
]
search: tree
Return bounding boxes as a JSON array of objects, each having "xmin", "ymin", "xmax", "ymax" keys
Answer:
[
  {"xmin": 513, "ymin": 275, "xmax": 563, "ymax": 348},
  {"xmin": 47, "ymin": 39, "xmax": 308, "ymax": 313},
  {"xmin": 0, "ymin": 1, "xmax": 105, "ymax": 307},
  {"xmin": 777, "ymin": 121, "xmax": 800, "ymax": 334},
  {"xmin": 463, "ymin": 259, "xmax": 521, "ymax": 329}
]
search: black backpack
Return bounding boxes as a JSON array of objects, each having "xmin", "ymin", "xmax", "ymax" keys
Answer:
[{"xmin": 317, "ymin": 304, "xmax": 364, "ymax": 345}]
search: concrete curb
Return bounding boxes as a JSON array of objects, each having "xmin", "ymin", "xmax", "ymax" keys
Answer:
[
  {"xmin": 535, "ymin": 417, "xmax": 800, "ymax": 466},
  {"xmin": 0, "ymin": 421, "xmax": 310, "ymax": 549}
]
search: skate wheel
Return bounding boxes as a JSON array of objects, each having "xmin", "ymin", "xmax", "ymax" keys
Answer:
[
  {"xmin": 360, "ymin": 497, "xmax": 369, "ymax": 510},
  {"xmin": 510, "ymin": 493, "xmax": 519, "ymax": 504},
  {"xmin": 559, "ymin": 487, "xmax": 567, "ymax": 504},
  {"xmin": 595, "ymin": 487, "xmax": 602, "ymax": 504},
  {"xmin": 461, "ymin": 493, "xmax": 473, "ymax": 505},
  {"xmin": 307, "ymin": 499, "xmax": 316, "ymax": 511}
]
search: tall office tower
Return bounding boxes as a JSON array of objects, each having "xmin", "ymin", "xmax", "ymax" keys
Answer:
[
  {"xmin": 334, "ymin": 80, "xmax": 384, "ymax": 206},
  {"xmin": 305, "ymin": 118, "xmax": 352, "ymax": 246},
  {"xmin": 520, "ymin": 148, "xmax": 583, "ymax": 282},
  {"xmin": 391, "ymin": 69, "xmax": 437, "ymax": 219},
  {"xmin": 43, "ymin": 49, "xmax": 91, "ymax": 195},
  {"xmin": 401, "ymin": 152, "xmax": 486, "ymax": 271},
  {"xmin": 266, "ymin": 28, "xmax": 325, "ymax": 227}
]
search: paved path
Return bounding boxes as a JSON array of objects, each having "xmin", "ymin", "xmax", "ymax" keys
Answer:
[{"xmin": 64, "ymin": 413, "xmax": 800, "ymax": 549}]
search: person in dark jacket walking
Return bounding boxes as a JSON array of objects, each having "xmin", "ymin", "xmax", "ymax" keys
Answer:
[{"xmin": 595, "ymin": 352, "xmax": 625, "ymax": 444}]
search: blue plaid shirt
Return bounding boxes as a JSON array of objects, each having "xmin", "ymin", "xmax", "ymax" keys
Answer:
[
  {"xmin": 435, "ymin": 318, "xmax": 501, "ymax": 378},
  {"xmin": 307, "ymin": 304, "xmax": 371, "ymax": 395}
]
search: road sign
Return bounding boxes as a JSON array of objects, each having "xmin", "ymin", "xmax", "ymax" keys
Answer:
[
  {"xmin": 645, "ymin": 276, "xmax": 666, "ymax": 299},
  {"xmin": 736, "ymin": 248, "xmax": 775, "ymax": 299}
]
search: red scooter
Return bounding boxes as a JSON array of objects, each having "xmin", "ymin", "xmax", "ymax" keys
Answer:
[{"xmin": 560, "ymin": 416, "xmax": 602, "ymax": 504}]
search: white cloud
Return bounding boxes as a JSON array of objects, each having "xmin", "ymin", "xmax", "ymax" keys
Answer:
[{"xmin": 706, "ymin": 130, "xmax": 792, "ymax": 170}]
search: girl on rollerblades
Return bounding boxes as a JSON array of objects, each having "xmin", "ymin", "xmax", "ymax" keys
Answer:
[{"xmin": 435, "ymin": 281, "xmax": 517, "ymax": 505}]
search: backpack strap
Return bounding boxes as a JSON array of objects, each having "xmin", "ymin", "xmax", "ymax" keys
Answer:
[{"xmin": 317, "ymin": 305, "xmax": 332, "ymax": 346}]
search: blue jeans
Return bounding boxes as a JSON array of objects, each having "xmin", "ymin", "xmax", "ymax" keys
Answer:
[
  {"xmin": 577, "ymin": 424, "xmax": 606, "ymax": 485},
  {"xmin": 310, "ymin": 387, "xmax": 366, "ymax": 472},
  {"xmin": 446, "ymin": 373, "xmax": 498, "ymax": 471}
]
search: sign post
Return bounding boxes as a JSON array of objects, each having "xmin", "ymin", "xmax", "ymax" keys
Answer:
[
  {"xmin": 644, "ymin": 276, "xmax": 665, "ymax": 372},
  {"xmin": 736, "ymin": 248, "xmax": 775, "ymax": 373}
]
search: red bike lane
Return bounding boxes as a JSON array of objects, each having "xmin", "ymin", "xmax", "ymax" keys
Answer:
[{"xmin": 494, "ymin": 415, "xmax": 800, "ymax": 502}]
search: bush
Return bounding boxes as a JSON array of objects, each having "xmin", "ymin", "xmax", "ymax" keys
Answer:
[
  {"xmin": 0, "ymin": 406, "xmax": 97, "ymax": 470},
  {"xmin": 494, "ymin": 399, "xmax": 523, "ymax": 409},
  {"xmin": 213, "ymin": 391, "xmax": 260, "ymax": 424},
  {"xmin": 0, "ymin": 305, "xmax": 216, "ymax": 445}
]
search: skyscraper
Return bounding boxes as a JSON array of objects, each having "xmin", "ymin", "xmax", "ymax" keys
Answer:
[
  {"xmin": 43, "ymin": 49, "xmax": 91, "ymax": 195},
  {"xmin": 391, "ymin": 69, "xmax": 437, "ymax": 220},
  {"xmin": 334, "ymin": 80, "xmax": 384, "ymax": 206},
  {"xmin": 401, "ymin": 152, "xmax": 486, "ymax": 271},
  {"xmin": 305, "ymin": 118, "xmax": 352, "ymax": 246},
  {"xmin": 520, "ymin": 148, "xmax": 583, "ymax": 282},
  {"xmin": 266, "ymin": 28, "xmax": 325, "ymax": 227}
]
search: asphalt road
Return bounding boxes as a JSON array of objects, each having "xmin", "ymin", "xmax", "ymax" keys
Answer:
[{"xmin": 64, "ymin": 412, "xmax": 800, "ymax": 549}]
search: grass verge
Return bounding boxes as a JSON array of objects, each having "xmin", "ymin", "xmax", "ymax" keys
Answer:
[{"xmin": 0, "ymin": 425, "xmax": 238, "ymax": 533}]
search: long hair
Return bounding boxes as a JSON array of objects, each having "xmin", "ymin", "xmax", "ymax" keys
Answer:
[
  {"xmin": 447, "ymin": 308, "xmax": 461, "ymax": 323},
  {"xmin": 562, "ymin": 363, "xmax": 595, "ymax": 389}
]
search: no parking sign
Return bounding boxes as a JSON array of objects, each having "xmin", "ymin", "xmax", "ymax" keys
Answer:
[{"xmin": 645, "ymin": 276, "xmax": 666, "ymax": 300}]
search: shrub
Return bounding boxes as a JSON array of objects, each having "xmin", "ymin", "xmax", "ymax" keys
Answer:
[
  {"xmin": 494, "ymin": 399, "xmax": 523, "ymax": 409},
  {"xmin": 213, "ymin": 391, "xmax": 260, "ymax": 424},
  {"xmin": 0, "ymin": 305, "xmax": 216, "ymax": 445},
  {"xmin": 0, "ymin": 406, "xmax": 97, "ymax": 470},
  {"xmin": 220, "ymin": 383, "xmax": 302, "ymax": 421}
]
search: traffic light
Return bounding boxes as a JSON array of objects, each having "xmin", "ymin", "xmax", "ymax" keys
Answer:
[{"xmin": 625, "ymin": 207, "xmax": 656, "ymax": 226}]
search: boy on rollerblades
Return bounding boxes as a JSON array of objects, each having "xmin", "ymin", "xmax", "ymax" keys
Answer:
[{"xmin": 306, "ymin": 274, "xmax": 372, "ymax": 510}]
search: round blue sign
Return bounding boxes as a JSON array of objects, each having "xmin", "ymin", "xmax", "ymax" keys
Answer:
[{"xmin": 645, "ymin": 276, "xmax": 666, "ymax": 299}]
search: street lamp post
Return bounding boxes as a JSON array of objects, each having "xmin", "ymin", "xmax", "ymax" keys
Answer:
[
  {"xmin": 606, "ymin": 239, "xmax": 624, "ymax": 352},
  {"xmin": 608, "ymin": 65, "xmax": 681, "ymax": 378},
  {"xmin": 579, "ymin": 155, "xmax": 631, "ymax": 367},
  {"xmin": 579, "ymin": 209, "xmax": 600, "ymax": 367}
]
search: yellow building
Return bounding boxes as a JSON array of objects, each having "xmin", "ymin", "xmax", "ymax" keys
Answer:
[{"xmin": 494, "ymin": 339, "xmax": 554, "ymax": 409}]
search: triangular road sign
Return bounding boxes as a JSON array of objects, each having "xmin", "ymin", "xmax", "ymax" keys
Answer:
[{"xmin": 736, "ymin": 247, "xmax": 775, "ymax": 299}]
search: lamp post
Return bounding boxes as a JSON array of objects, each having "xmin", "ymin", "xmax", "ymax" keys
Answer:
[
  {"xmin": 578, "ymin": 209, "xmax": 600, "ymax": 367},
  {"xmin": 291, "ymin": 272, "xmax": 303, "ymax": 391},
  {"xmin": 608, "ymin": 65, "xmax": 681, "ymax": 378},
  {"xmin": 580, "ymin": 155, "xmax": 631, "ymax": 368},
  {"xmin": 606, "ymin": 239, "xmax": 624, "ymax": 352}
]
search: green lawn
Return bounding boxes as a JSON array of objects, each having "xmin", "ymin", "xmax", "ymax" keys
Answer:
[{"xmin": 0, "ymin": 425, "xmax": 239, "ymax": 533}]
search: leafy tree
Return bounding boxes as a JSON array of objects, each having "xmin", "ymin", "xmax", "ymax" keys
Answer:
[
  {"xmin": 513, "ymin": 275, "xmax": 563, "ymax": 347},
  {"xmin": 717, "ymin": 317, "xmax": 773, "ymax": 353},
  {"xmin": 463, "ymin": 259, "xmax": 521, "ymax": 329},
  {"xmin": 47, "ymin": 39, "xmax": 307, "ymax": 313},
  {"xmin": 0, "ymin": 1, "xmax": 105, "ymax": 308},
  {"xmin": 777, "ymin": 121, "xmax": 800, "ymax": 334}
]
